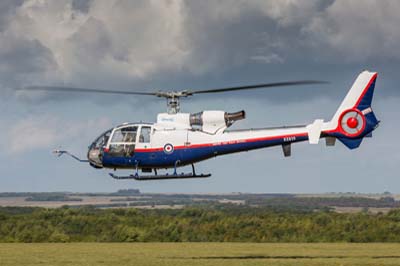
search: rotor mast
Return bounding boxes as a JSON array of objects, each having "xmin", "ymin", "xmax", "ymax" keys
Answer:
[
  {"xmin": 166, "ymin": 96, "xmax": 180, "ymax": 114},
  {"xmin": 155, "ymin": 91, "xmax": 192, "ymax": 114}
]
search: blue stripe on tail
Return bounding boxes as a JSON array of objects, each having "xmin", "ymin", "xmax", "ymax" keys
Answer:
[{"xmin": 357, "ymin": 76, "xmax": 376, "ymax": 110}]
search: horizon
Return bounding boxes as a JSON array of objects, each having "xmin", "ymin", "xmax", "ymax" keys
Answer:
[{"xmin": 0, "ymin": 190, "xmax": 397, "ymax": 195}]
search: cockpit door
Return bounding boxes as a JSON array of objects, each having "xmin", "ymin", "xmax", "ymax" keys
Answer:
[
  {"xmin": 108, "ymin": 126, "xmax": 138, "ymax": 157},
  {"xmin": 135, "ymin": 126, "xmax": 152, "ymax": 150}
]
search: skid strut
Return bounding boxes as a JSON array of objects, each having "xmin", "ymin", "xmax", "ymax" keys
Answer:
[{"xmin": 109, "ymin": 163, "xmax": 211, "ymax": 181}]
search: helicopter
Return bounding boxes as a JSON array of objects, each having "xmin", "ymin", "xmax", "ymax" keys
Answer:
[{"xmin": 19, "ymin": 70, "xmax": 379, "ymax": 180}]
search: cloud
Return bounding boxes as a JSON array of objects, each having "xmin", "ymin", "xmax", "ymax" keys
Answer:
[
  {"xmin": 0, "ymin": 0, "xmax": 24, "ymax": 32},
  {"xmin": 4, "ymin": 115, "xmax": 111, "ymax": 154},
  {"xmin": 71, "ymin": 0, "xmax": 92, "ymax": 13},
  {"xmin": 0, "ymin": 0, "xmax": 398, "ymax": 92},
  {"xmin": 0, "ymin": 32, "xmax": 58, "ymax": 88},
  {"xmin": 304, "ymin": 0, "xmax": 400, "ymax": 61},
  {"xmin": 6, "ymin": 116, "xmax": 59, "ymax": 154},
  {"xmin": 2, "ymin": 0, "xmax": 189, "ymax": 88},
  {"xmin": 250, "ymin": 54, "xmax": 284, "ymax": 64}
]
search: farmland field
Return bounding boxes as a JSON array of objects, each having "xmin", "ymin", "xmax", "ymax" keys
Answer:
[{"xmin": 0, "ymin": 243, "xmax": 400, "ymax": 266}]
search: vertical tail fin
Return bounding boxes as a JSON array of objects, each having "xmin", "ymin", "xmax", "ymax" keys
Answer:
[
  {"xmin": 325, "ymin": 70, "xmax": 379, "ymax": 149},
  {"xmin": 331, "ymin": 71, "xmax": 377, "ymax": 123}
]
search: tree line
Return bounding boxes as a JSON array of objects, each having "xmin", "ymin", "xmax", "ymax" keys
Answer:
[{"xmin": 0, "ymin": 206, "xmax": 400, "ymax": 243}]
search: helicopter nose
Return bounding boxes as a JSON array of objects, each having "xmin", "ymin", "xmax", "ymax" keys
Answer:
[{"xmin": 87, "ymin": 147, "xmax": 103, "ymax": 168}]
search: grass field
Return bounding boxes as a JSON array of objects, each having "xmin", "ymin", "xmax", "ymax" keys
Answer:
[{"xmin": 1, "ymin": 243, "xmax": 400, "ymax": 266}]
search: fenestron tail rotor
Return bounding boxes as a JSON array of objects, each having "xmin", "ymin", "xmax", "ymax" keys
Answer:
[{"xmin": 17, "ymin": 80, "xmax": 328, "ymax": 114}]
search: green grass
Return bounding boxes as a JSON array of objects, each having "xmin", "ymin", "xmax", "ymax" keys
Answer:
[{"xmin": 1, "ymin": 243, "xmax": 400, "ymax": 266}]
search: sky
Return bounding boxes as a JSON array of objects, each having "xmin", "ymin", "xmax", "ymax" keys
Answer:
[{"xmin": 0, "ymin": 0, "xmax": 399, "ymax": 193}]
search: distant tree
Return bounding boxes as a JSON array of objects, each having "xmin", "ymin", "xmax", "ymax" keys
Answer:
[{"xmin": 49, "ymin": 230, "xmax": 70, "ymax": 242}]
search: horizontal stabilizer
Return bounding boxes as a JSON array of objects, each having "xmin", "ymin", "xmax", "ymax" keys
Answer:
[
  {"xmin": 282, "ymin": 143, "xmax": 291, "ymax": 157},
  {"xmin": 325, "ymin": 137, "xmax": 336, "ymax": 146},
  {"xmin": 338, "ymin": 137, "xmax": 363, "ymax": 149},
  {"xmin": 306, "ymin": 119, "xmax": 324, "ymax": 144}
]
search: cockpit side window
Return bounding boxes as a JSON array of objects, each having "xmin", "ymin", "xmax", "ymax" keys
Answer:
[
  {"xmin": 139, "ymin": 126, "xmax": 151, "ymax": 143},
  {"xmin": 108, "ymin": 126, "xmax": 137, "ymax": 158},
  {"xmin": 88, "ymin": 129, "xmax": 112, "ymax": 167},
  {"xmin": 111, "ymin": 126, "xmax": 137, "ymax": 143}
]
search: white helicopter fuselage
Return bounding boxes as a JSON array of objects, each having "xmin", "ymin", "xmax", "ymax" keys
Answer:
[
  {"xmin": 84, "ymin": 70, "xmax": 379, "ymax": 174},
  {"xmin": 94, "ymin": 111, "xmax": 304, "ymax": 170}
]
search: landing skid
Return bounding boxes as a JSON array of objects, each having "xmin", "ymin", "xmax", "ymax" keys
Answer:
[
  {"xmin": 109, "ymin": 173, "xmax": 211, "ymax": 180},
  {"xmin": 109, "ymin": 164, "xmax": 211, "ymax": 181}
]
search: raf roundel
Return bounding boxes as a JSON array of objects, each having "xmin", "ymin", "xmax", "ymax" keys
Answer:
[
  {"xmin": 163, "ymin": 143, "xmax": 174, "ymax": 154},
  {"xmin": 339, "ymin": 109, "xmax": 365, "ymax": 137}
]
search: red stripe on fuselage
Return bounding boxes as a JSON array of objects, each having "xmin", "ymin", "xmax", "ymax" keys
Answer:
[{"xmin": 135, "ymin": 132, "xmax": 308, "ymax": 153}]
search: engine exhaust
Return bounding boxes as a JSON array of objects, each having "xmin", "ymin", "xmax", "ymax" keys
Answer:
[{"xmin": 225, "ymin": 110, "xmax": 245, "ymax": 125}]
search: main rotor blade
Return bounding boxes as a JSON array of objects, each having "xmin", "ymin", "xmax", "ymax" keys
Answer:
[
  {"xmin": 190, "ymin": 80, "xmax": 328, "ymax": 94},
  {"xmin": 17, "ymin": 80, "xmax": 329, "ymax": 98},
  {"xmin": 17, "ymin": 86, "xmax": 157, "ymax": 96}
]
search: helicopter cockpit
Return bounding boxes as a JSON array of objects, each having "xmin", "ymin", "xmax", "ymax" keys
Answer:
[{"xmin": 87, "ymin": 123, "xmax": 153, "ymax": 168}]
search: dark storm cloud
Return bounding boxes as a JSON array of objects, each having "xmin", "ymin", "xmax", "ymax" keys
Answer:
[
  {"xmin": 65, "ymin": 17, "xmax": 113, "ymax": 75},
  {"xmin": 182, "ymin": 0, "xmax": 335, "ymax": 70},
  {"xmin": 0, "ymin": 0, "xmax": 24, "ymax": 32},
  {"xmin": 1, "ymin": 0, "xmax": 399, "ymax": 101},
  {"xmin": 72, "ymin": 0, "xmax": 92, "ymax": 13},
  {"xmin": 0, "ymin": 34, "xmax": 57, "ymax": 88}
]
